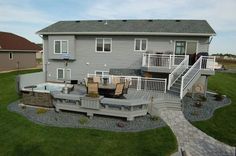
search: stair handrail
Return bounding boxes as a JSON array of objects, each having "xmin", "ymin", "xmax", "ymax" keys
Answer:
[
  {"xmin": 180, "ymin": 56, "xmax": 202, "ymax": 98},
  {"xmin": 168, "ymin": 55, "xmax": 189, "ymax": 90}
]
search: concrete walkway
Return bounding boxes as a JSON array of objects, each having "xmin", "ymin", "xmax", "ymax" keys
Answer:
[{"xmin": 158, "ymin": 109, "xmax": 235, "ymax": 156}]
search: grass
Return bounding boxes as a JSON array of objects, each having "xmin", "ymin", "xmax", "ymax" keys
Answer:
[
  {"xmin": 216, "ymin": 58, "xmax": 236, "ymax": 69},
  {"xmin": 0, "ymin": 70, "xmax": 177, "ymax": 156},
  {"xmin": 193, "ymin": 72, "xmax": 236, "ymax": 146}
]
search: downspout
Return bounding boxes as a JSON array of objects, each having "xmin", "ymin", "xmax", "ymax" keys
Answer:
[{"xmin": 38, "ymin": 34, "xmax": 47, "ymax": 82}]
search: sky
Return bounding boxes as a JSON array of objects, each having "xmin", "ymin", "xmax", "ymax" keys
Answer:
[{"xmin": 0, "ymin": 0, "xmax": 236, "ymax": 54}]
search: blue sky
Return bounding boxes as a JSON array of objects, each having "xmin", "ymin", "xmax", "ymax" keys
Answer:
[{"xmin": 0, "ymin": 0, "xmax": 235, "ymax": 54}]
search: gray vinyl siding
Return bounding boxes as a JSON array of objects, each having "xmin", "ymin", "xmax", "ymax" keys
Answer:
[{"xmin": 43, "ymin": 35, "xmax": 210, "ymax": 82}]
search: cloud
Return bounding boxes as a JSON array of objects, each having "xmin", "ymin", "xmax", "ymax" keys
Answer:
[
  {"xmin": 85, "ymin": 0, "xmax": 236, "ymax": 33},
  {"xmin": 0, "ymin": 0, "xmax": 52, "ymax": 24}
]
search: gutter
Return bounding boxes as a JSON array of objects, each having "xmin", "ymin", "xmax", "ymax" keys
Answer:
[{"xmin": 36, "ymin": 31, "xmax": 216, "ymax": 36}]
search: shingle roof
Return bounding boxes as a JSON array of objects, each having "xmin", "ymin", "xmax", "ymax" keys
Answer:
[
  {"xmin": 37, "ymin": 19, "xmax": 216, "ymax": 36},
  {"xmin": 0, "ymin": 32, "xmax": 42, "ymax": 52}
]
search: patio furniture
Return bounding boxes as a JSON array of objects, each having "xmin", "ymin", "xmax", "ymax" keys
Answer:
[
  {"xmin": 123, "ymin": 80, "xmax": 130, "ymax": 94},
  {"xmin": 98, "ymin": 84, "xmax": 116, "ymax": 96},
  {"xmin": 93, "ymin": 76, "xmax": 101, "ymax": 83},
  {"xmin": 87, "ymin": 82, "xmax": 99, "ymax": 94},
  {"xmin": 112, "ymin": 77, "xmax": 120, "ymax": 85},
  {"xmin": 104, "ymin": 83, "xmax": 124, "ymax": 98}
]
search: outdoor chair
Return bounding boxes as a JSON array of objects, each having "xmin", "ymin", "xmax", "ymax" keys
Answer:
[
  {"xmin": 93, "ymin": 76, "xmax": 101, "ymax": 83},
  {"xmin": 105, "ymin": 83, "xmax": 124, "ymax": 98},
  {"xmin": 112, "ymin": 77, "xmax": 120, "ymax": 85},
  {"xmin": 123, "ymin": 80, "xmax": 130, "ymax": 94},
  {"xmin": 87, "ymin": 82, "xmax": 99, "ymax": 95}
]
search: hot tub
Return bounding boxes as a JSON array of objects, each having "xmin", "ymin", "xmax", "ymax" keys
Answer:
[{"xmin": 21, "ymin": 83, "xmax": 73, "ymax": 107}]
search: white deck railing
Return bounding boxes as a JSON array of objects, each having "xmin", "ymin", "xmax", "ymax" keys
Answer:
[
  {"xmin": 142, "ymin": 54, "xmax": 186, "ymax": 69},
  {"xmin": 168, "ymin": 55, "xmax": 189, "ymax": 90},
  {"xmin": 87, "ymin": 74, "xmax": 167, "ymax": 93},
  {"xmin": 180, "ymin": 56, "xmax": 215, "ymax": 98}
]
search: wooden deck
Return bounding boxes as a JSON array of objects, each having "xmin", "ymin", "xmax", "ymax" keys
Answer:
[{"xmin": 52, "ymin": 85, "xmax": 181, "ymax": 121}]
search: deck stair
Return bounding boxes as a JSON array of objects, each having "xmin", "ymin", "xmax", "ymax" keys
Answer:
[
  {"xmin": 148, "ymin": 93, "xmax": 182, "ymax": 115},
  {"xmin": 168, "ymin": 68, "xmax": 190, "ymax": 96}
]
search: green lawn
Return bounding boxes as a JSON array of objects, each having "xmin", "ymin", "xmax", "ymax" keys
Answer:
[
  {"xmin": 193, "ymin": 72, "xmax": 236, "ymax": 146},
  {"xmin": 0, "ymin": 70, "xmax": 177, "ymax": 156}
]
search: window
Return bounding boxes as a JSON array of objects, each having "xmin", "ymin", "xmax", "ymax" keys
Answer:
[
  {"xmin": 57, "ymin": 68, "xmax": 71, "ymax": 80},
  {"xmin": 9, "ymin": 52, "xmax": 13, "ymax": 60},
  {"xmin": 134, "ymin": 38, "xmax": 148, "ymax": 51},
  {"xmin": 54, "ymin": 40, "xmax": 68, "ymax": 54},
  {"xmin": 57, "ymin": 68, "xmax": 64, "ymax": 79},
  {"xmin": 175, "ymin": 41, "xmax": 186, "ymax": 55},
  {"xmin": 95, "ymin": 70, "xmax": 109, "ymax": 76},
  {"xmin": 95, "ymin": 38, "xmax": 112, "ymax": 52}
]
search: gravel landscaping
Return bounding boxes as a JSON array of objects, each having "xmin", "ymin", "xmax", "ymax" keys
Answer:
[
  {"xmin": 8, "ymin": 92, "xmax": 231, "ymax": 132},
  {"xmin": 182, "ymin": 93, "xmax": 231, "ymax": 122},
  {"xmin": 8, "ymin": 101, "xmax": 166, "ymax": 132}
]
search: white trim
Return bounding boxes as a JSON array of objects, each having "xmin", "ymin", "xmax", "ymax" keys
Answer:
[
  {"xmin": 57, "ymin": 68, "xmax": 65, "ymax": 79},
  {"xmin": 57, "ymin": 68, "xmax": 72, "ymax": 80},
  {"xmin": 94, "ymin": 70, "xmax": 109, "ymax": 76},
  {"xmin": 53, "ymin": 40, "xmax": 69, "ymax": 54},
  {"xmin": 9, "ymin": 52, "xmax": 13, "ymax": 60},
  {"xmin": 134, "ymin": 38, "xmax": 148, "ymax": 52},
  {"xmin": 37, "ymin": 31, "xmax": 216, "ymax": 36},
  {"xmin": 95, "ymin": 38, "xmax": 112, "ymax": 53}
]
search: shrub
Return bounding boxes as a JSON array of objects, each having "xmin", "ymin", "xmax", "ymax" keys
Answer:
[
  {"xmin": 150, "ymin": 116, "xmax": 159, "ymax": 121},
  {"xmin": 36, "ymin": 108, "xmax": 48, "ymax": 114},
  {"xmin": 191, "ymin": 110, "xmax": 199, "ymax": 116},
  {"xmin": 79, "ymin": 117, "xmax": 88, "ymax": 125},
  {"xmin": 21, "ymin": 105, "xmax": 26, "ymax": 109},
  {"xmin": 195, "ymin": 101, "xmax": 202, "ymax": 108},
  {"xmin": 198, "ymin": 95, "xmax": 207, "ymax": 102},
  {"xmin": 214, "ymin": 92, "xmax": 224, "ymax": 101}
]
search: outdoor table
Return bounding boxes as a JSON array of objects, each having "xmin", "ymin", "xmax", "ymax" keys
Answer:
[{"xmin": 98, "ymin": 84, "xmax": 116, "ymax": 96}]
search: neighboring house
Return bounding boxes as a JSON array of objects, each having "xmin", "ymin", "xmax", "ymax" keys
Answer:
[
  {"xmin": 37, "ymin": 19, "xmax": 216, "ymax": 98},
  {"xmin": 36, "ymin": 43, "xmax": 43, "ymax": 60},
  {"xmin": 0, "ymin": 32, "xmax": 42, "ymax": 71}
]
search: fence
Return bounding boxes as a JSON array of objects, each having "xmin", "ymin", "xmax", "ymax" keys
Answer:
[
  {"xmin": 168, "ymin": 55, "xmax": 189, "ymax": 89},
  {"xmin": 142, "ymin": 54, "xmax": 186, "ymax": 69},
  {"xmin": 87, "ymin": 74, "xmax": 167, "ymax": 93}
]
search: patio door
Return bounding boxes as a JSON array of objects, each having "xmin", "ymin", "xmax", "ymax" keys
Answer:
[
  {"xmin": 174, "ymin": 41, "xmax": 198, "ymax": 65},
  {"xmin": 186, "ymin": 41, "xmax": 197, "ymax": 65}
]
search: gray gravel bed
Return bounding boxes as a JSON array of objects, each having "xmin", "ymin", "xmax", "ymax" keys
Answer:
[
  {"xmin": 8, "ymin": 101, "xmax": 166, "ymax": 132},
  {"xmin": 182, "ymin": 93, "xmax": 231, "ymax": 122}
]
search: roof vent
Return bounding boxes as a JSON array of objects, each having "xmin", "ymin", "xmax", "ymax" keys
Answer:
[
  {"xmin": 75, "ymin": 20, "xmax": 80, "ymax": 23},
  {"xmin": 98, "ymin": 20, "xmax": 103, "ymax": 22},
  {"xmin": 175, "ymin": 20, "xmax": 181, "ymax": 22},
  {"xmin": 122, "ymin": 20, "xmax": 127, "ymax": 22},
  {"xmin": 148, "ymin": 19, "xmax": 153, "ymax": 22}
]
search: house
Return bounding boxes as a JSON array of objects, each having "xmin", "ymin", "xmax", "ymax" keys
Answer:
[
  {"xmin": 37, "ymin": 19, "xmax": 216, "ymax": 98},
  {"xmin": 0, "ymin": 32, "xmax": 42, "ymax": 71},
  {"xmin": 36, "ymin": 43, "xmax": 43, "ymax": 60}
]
